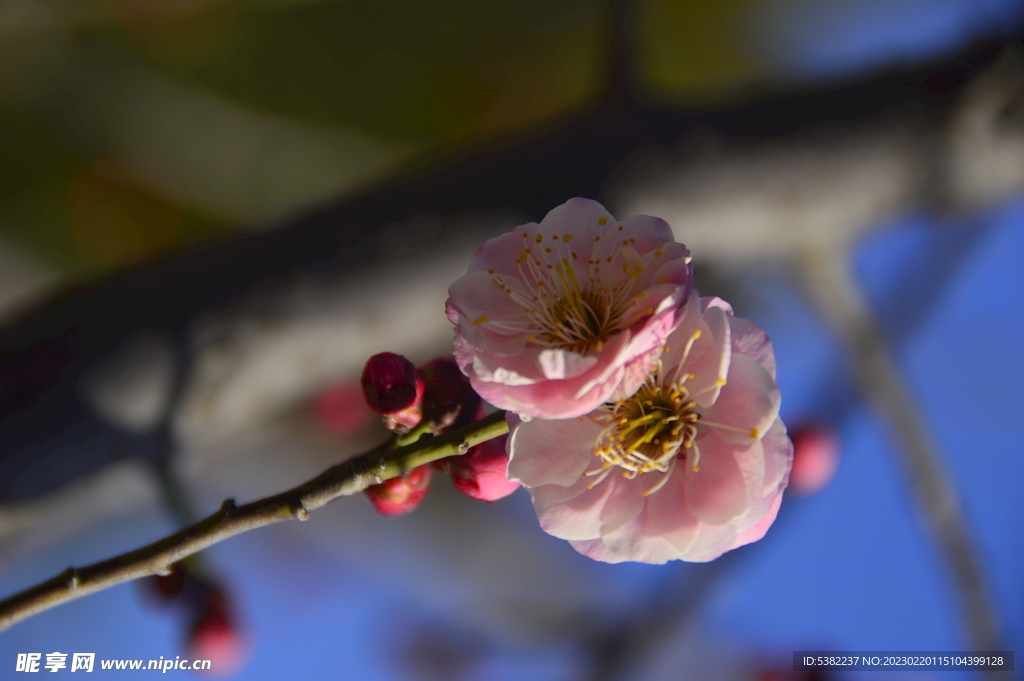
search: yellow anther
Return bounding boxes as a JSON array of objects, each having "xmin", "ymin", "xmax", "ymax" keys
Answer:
[
  {"xmin": 598, "ymin": 216, "xmax": 608, "ymax": 225},
  {"xmin": 749, "ymin": 428, "xmax": 760, "ymax": 438},
  {"xmin": 473, "ymin": 315, "xmax": 489, "ymax": 325}
]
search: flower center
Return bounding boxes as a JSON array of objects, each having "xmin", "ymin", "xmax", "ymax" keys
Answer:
[
  {"xmin": 594, "ymin": 377, "xmax": 699, "ymax": 479},
  {"xmin": 486, "ymin": 229, "xmax": 645, "ymax": 355},
  {"xmin": 540, "ymin": 281, "xmax": 626, "ymax": 354}
]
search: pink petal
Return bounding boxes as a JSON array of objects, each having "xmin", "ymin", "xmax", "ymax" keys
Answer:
[
  {"xmin": 760, "ymin": 417, "xmax": 793, "ymax": 495},
  {"xmin": 729, "ymin": 315, "xmax": 777, "ymax": 379},
  {"xmin": 645, "ymin": 466, "xmax": 700, "ymax": 553},
  {"xmin": 619, "ymin": 213, "xmax": 676, "ymax": 252},
  {"xmin": 699, "ymin": 296, "xmax": 734, "ymax": 315},
  {"xmin": 471, "ymin": 354, "xmax": 538, "ymax": 386},
  {"xmin": 538, "ymin": 348, "xmax": 599, "ymax": 380},
  {"xmin": 507, "ymin": 416, "xmax": 602, "ymax": 487},
  {"xmin": 447, "ymin": 271, "xmax": 530, "ymax": 335},
  {"xmin": 645, "ymin": 248, "xmax": 693, "ymax": 288},
  {"xmin": 538, "ymin": 197, "xmax": 613, "ymax": 244},
  {"xmin": 685, "ymin": 303, "xmax": 731, "ymax": 408},
  {"xmin": 570, "ymin": 508, "xmax": 683, "ymax": 564},
  {"xmin": 465, "ymin": 330, "xmax": 636, "ymax": 419},
  {"xmin": 618, "ymin": 285, "xmax": 682, "ymax": 340},
  {"xmin": 532, "ymin": 473, "xmax": 644, "ymax": 541},
  {"xmin": 659, "ymin": 291, "xmax": 711, "ymax": 370},
  {"xmin": 599, "ymin": 473, "xmax": 647, "ymax": 536},
  {"xmin": 732, "ymin": 490, "xmax": 784, "ymax": 547},
  {"xmin": 683, "ymin": 430, "xmax": 765, "ymax": 525},
  {"xmin": 468, "ymin": 227, "xmax": 540, "ymax": 278},
  {"xmin": 566, "ymin": 366, "xmax": 628, "ymax": 410},
  {"xmin": 608, "ymin": 343, "xmax": 663, "ymax": 404},
  {"xmin": 700, "ymin": 353, "xmax": 781, "ymax": 444},
  {"xmin": 566, "ymin": 330, "xmax": 633, "ymax": 398},
  {"xmin": 456, "ymin": 323, "xmax": 527, "ymax": 358},
  {"xmin": 605, "ymin": 303, "xmax": 681, "ymax": 402}
]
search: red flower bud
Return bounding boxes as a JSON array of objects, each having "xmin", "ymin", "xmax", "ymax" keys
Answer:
[
  {"xmin": 365, "ymin": 465, "xmax": 432, "ymax": 516},
  {"xmin": 788, "ymin": 422, "xmax": 840, "ymax": 496},
  {"xmin": 361, "ymin": 353, "xmax": 425, "ymax": 430},
  {"xmin": 316, "ymin": 381, "xmax": 373, "ymax": 435},
  {"xmin": 185, "ymin": 589, "xmax": 247, "ymax": 678},
  {"xmin": 446, "ymin": 435, "xmax": 519, "ymax": 502},
  {"xmin": 419, "ymin": 356, "xmax": 481, "ymax": 432}
]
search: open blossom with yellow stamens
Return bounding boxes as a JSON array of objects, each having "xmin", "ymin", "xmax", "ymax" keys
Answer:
[
  {"xmin": 506, "ymin": 291, "xmax": 792, "ymax": 564},
  {"xmin": 446, "ymin": 198, "xmax": 692, "ymax": 419}
]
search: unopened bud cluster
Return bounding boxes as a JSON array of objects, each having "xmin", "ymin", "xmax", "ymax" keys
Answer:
[
  {"xmin": 140, "ymin": 563, "xmax": 246, "ymax": 676},
  {"xmin": 361, "ymin": 353, "xmax": 519, "ymax": 515}
]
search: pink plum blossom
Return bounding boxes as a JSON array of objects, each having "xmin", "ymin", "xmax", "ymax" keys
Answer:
[
  {"xmin": 507, "ymin": 291, "xmax": 792, "ymax": 564},
  {"xmin": 446, "ymin": 197, "xmax": 692, "ymax": 419}
]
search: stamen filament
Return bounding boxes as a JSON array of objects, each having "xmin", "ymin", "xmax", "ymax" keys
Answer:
[
  {"xmin": 643, "ymin": 462, "xmax": 676, "ymax": 496},
  {"xmin": 672, "ymin": 330, "xmax": 702, "ymax": 384}
]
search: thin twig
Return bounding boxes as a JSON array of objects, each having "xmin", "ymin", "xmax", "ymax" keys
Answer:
[
  {"xmin": 0, "ymin": 410, "xmax": 509, "ymax": 633},
  {"xmin": 797, "ymin": 247, "xmax": 1009, "ymax": 678}
]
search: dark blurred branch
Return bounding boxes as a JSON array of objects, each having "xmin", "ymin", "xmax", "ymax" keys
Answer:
[
  {"xmin": 0, "ymin": 410, "xmax": 508, "ymax": 632},
  {"xmin": 604, "ymin": 0, "xmax": 642, "ymax": 104},
  {"xmin": 1, "ymin": 19, "xmax": 1023, "ymax": 501}
]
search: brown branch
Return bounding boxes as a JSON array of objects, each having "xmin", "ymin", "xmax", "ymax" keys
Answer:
[{"xmin": 0, "ymin": 410, "xmax": 509, "ymax": 633}]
